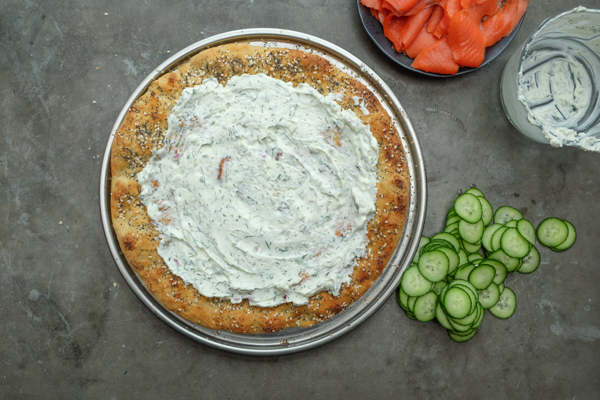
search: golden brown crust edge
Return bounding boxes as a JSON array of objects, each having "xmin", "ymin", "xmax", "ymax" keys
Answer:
[{"xmin": 110, "ymin": 43, "xmax": 410, "ymax": 333}]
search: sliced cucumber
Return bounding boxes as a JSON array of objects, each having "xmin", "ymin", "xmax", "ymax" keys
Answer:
[
  {"xmin": 465, "ymin": 188, "xmax": 484, "ymax": 197},
  {"xmin": 420, "ymin": 239, "xmax": 455, "ymax": 255},
  {"xmin": 437, "ymin": 247, "xmax": 459, "ymax": 275},
  {"xmin": 454, "ymin": 193, "xmax": 483, "ymax": 224},
  {"xmin": 448, "ymin": 328, "xmax": 478, "ymax": 342},
  {"xmin": 478, "ymin": 282, "xmax": 500, "ymax": 309},
  {"xmin": 448, "ymin": 280, "xmax": 479, "ymax": 316},
  {"xmin": 504, "ymin": 220, "xmax": 518, "ymax": 228},
  {"xmin": 551, "ymin": 220, "xmax": 577, "ymax": 252},
  {"xmin": 458, "ymin": 249, "xmax": 469, "ymax": 267},
  {"xmin": 399, "ymin": 287, "xmax": 410, "ymax": 310},
  {"xmin": 537, "ymin": 217, "xmax": 569, "ymax": 248},
  {"xmin": 494, "ymin": 206, "xmax": 523, "ymax": 224},
  {"xmin": 432, "ymin": 232, "xmax": 461, "ymax": 253},
  {"xmin": 413, "ymin": 236, "xmax": 431, "ymax": 263},
  {"xmin": 414, "ymin": 291, "xmax": 438, "ymax": 322},
  {"xmin": 498, "ymin": 282, "xmax": 505, "ymax": 294},
  {"xmin": 459, "ymin": 219, "xmax": 485, "ymax": 244},
  {"xmin": 408, "ymin": 295, "xmax": 417, "ymax": 312},
  {"xmin": 454, "ymin": 263, "xmax": 476, "ymax": 281},
  {"xmin": 449, "ymin": 326, "xmax": 478, "ymax": 337},
  {"xmin": 461, "ymin": 239, "xmax": 481, "ymax": 254},
  {"xmin": 445, "ymin": 222, "xmax": 459, "ymax": 233},
  {"xmin": 448, "ymin": 316, "xmax": 474, "ymax": 332},
  {"xmin": 517, "ymin": 219, "xmax": 536, "ymax": 245},
  {"xmin": 443, "ymin": 287, "xmax": 472, "ymax": 319},
  {"xmin": 489, "ymin": 287, "xmax": 517, "ymax": 319},
  {"xmin": 446, "ymin": 215, "xmax": 462, "ymax": 226},
  {"xmin": 491, "ymin": 226, "xmax": 508, "ymax": 252},
  {"xmin": 401, "ymin": 267, "xmax": 432, "ymax": 297},
  {"xmin": 479, "ymin": 259, "xmax": 508, "ymax": 285},
  {"xmin": 518, "ymin": 245, "xmax": 540, "ymax": 274},
  {"xmin": 418, "ymin": 250, "xmax": 449, "ymax": 282},
  {"xmin": 472, "ymin": 303, "xmax": 485, "ymax": 328},
  {"xmin": 468, "ymin": 253, "xmax": 484, "ymax": 263},
  {"xmin": 478, "ymin": 196, "xmax": 493, "ymax": 226},
  {"xmin": 450, "ymin": 306, "xmax": 479, "ymax": 326},
  {"xmin": 405, "ymin": 309, "xmax": 417, "ymax": 320},
  {"xmin": 468, "ymin": 264, "xmax": 496, "ymax": 290},
  {"xmin": 500, "ymin": 227, "xmax": 531, "ymax": 258},
  {"xmin": 487, "ymin": 249, "xmax": 521, "ymax": 273},
  {"xmin": 482, "ymin": 224, "xmax": 502, "ymax": 253},
  {"xmin": 432, "ymin": 280, "xmax": 448, "ymax": 296},
  {"xmin": 436, "ymin": 302, "xmax": 453, "ymax": 330}
]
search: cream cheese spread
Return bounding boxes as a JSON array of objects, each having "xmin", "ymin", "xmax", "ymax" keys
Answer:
[
  {"xmin": 517, "ymin": 7, "xmax": 600, "ymax": 151},
  {"xmin": 137, "ymin": 73, "xmax": 379, "ymax": 307}
]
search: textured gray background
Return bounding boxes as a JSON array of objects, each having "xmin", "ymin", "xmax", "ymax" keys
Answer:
[{"xmin": 1, "ymin": 0, "xmax": 599, "ymax": 398}]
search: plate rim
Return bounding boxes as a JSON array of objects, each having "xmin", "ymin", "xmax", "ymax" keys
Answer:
[{"xmin": 99, "ymin": 28, "xmax": 427, "ymax": 356}]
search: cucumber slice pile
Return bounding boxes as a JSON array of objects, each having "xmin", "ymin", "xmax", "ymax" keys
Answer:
[{"xmin": 398, "ymin": 187, "xmax": 577, "ymax": 343}]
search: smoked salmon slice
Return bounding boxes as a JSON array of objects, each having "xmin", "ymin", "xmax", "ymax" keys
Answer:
[
  {"xmin": 406, "ymin": 22, "xmax": 439, "ymax": 58},
  {"xmin": 361, "ymin": 0, "xmax": 383, "ymax": 10},
  {"xmin": 432, "ymin": 0, "xmax": 461, "ymax": 38},
  {"xmin": 412, "ymin": 37, "xmax": 459, "ymax": 74},
  {"xmin": 482, "ymin": 0, "xmax": 529, "ymax": 47},
  {"xmin": 370, "ymin": 7, "xmax": 379, "ymax": 19},
  {"xmin": 382, "ymin": 0, "xmax": 403, "ymax": 16},
  {"xmin": 461, "ymin": 0, "xmax": 497, "ymax": 22},
  {"xmin": 382, "ymin": 14, "xmax": 408, "ymax": 51},
  {"xmin": 400, "ymin": 6, "xmax": 435, "ymax": 49},
  {"xmin": 426, "ymin": 5, "xmax": 445, "ymax": 33},
  {"xmin": 377, "ymin": 8, "xmax": 392, "ymax": 23},
  {"xmin": 385, "ymin": 0, "xmax": 422, "ymax": 15},
  {"xmin": 447, "ymin": 10, "xmax": 487, "ymax": 67},
  {"xmin": 403, "ymin": 0, "xmax": 439, "ymax": 16}
]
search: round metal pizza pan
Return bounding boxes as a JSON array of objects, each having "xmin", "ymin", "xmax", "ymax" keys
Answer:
[{"xmin": 99, "ymin": 28, "xmax": 427, "ymax": 356}]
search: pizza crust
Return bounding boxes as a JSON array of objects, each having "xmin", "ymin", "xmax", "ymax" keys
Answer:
[{"xmin": 111, "ymin": 43, "xmax": 410, "ymax": 333}]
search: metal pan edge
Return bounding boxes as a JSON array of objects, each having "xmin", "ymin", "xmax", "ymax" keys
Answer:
[{"xmin": 99, "ymin": 28, "xmax": 427, "ymax": 356}]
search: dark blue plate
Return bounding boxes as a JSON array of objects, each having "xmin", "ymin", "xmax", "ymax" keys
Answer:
[{"xmin": 357, "ymin": 0, "xmax": 525, "ymax": 77}]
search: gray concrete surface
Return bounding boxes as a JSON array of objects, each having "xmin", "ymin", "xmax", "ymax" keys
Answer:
[{"xmin": 1, "ymin": 0, "xmax": 599, "ymax": 398}]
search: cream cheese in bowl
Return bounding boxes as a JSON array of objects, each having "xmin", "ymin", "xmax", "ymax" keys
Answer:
[
  {"xmin": 501, "ymin": 7, "xmax": 600, "ymax": 151},
  {"xmin": 137, "ymin": 73, "xmax": 379, "ymax": 308}
]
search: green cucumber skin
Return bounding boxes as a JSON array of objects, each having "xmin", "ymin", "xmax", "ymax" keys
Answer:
[
  {"xmin": 478, "ymin": 282, "xmax": 500, "ymax": 309},
  {"xmin": 517, "ymin": 219, "xmax": 537, "ymax": 245},
  {"xmin": 448, "ymin": 328, "xmax": 478, "ymax": 343},
  {"xmin": 401, "ymin": 267, "xmax": 432, "ymax": 297},
  {"xmin": 465, "ymin": 188, "xmax": 484, "ymax": 197},
  {"xmin": 454, "ymin": 194, "xmax": 483, "ymax": 224},
  {"xmin": 489, "ymin": 287, "xmax": 517, "ymax": 319},
  {"xmin": 518, "ymin": 246, "xmax": 541, "ymax": 274},
  {"xmin": 537, "ymin": 217, "xmax": 569, "ymax": 248},
  {"xmin": 550, "ymin": 220, "xmax": 577, "ymax": 252},
  {"xmin": 414, "ymin": 292, "xmax": 438, "ymax": 322},
  {"xmin": 500, "ymin": 227, "xmax": 531, "ymax": 259},
  {"xmin": 494, "ymin": 206, "xmax": 523, "ymax": 224}
]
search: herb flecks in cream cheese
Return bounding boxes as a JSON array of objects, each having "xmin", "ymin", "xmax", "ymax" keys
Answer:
[{"xmin": 138, "ymin": 74, "xmax": 379, "ymax": 307}]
